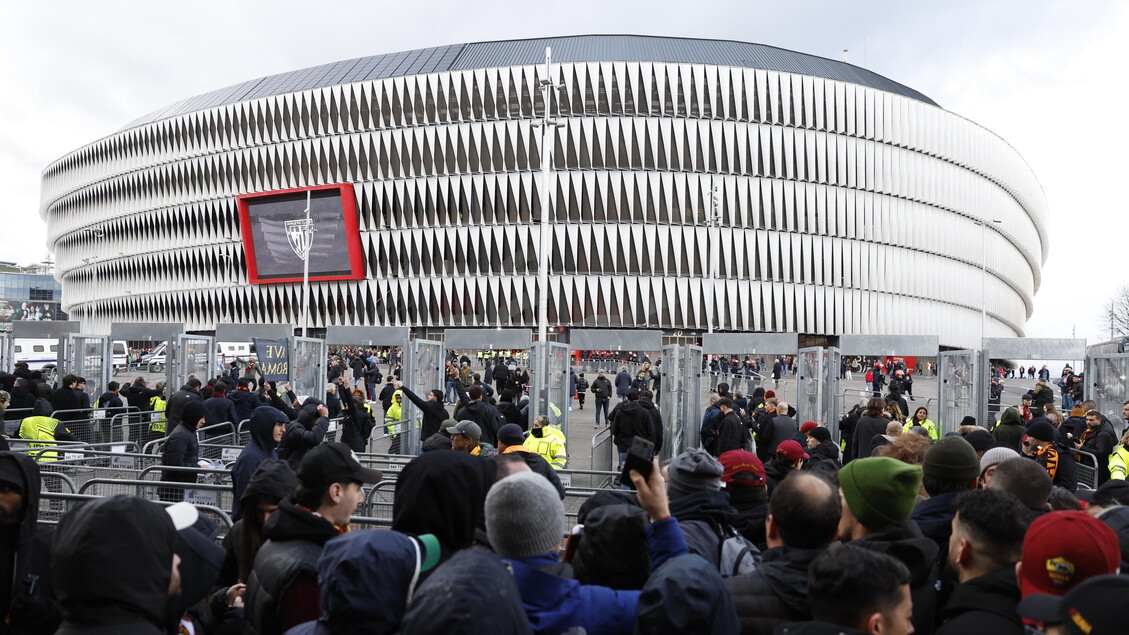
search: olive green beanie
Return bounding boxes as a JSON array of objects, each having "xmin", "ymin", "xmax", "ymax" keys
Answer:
[{"xmin": 839, "ymin": 457, "xmax": 922, "ymax": 531}]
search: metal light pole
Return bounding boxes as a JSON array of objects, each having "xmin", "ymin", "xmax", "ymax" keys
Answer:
[
  {"xmin": 286, "ymin": 191, "xmax": 316, "ymax": 337},
  {"xmin": 534, "ymin": 47, "xmax": 564, "ymax": 410},
  {"xmin": 81, "ymin": 256, "xmax": 98, "ymax": 333},
  {"xmin": 707, "ymin": 183, "xmax": 721, "ymax": 334}
]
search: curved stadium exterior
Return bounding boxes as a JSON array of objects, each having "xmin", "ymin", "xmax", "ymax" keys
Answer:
[{"xmin": 41, "ymin": 35, "xmax": 1048, "ymax": 349}]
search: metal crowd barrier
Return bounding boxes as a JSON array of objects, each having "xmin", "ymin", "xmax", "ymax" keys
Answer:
[
  {"xmin": 590, "ymin": 426, "xmax": 614, "ymax": 487},
  {"xmin": 44, "ymin": 407, "xmax": 139, "ymax": 446},
  {"xmin": 1074, "ymin": 449, "xmax": 1099, "ymax": 491},
  {"xmin": 37, "ymin": 492, "xmax": 234, "ymax": 542}
]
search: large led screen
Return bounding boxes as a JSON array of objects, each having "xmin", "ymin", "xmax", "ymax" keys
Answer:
[{"xmin": 237, "ymin": 184, "xmax": 364, "ymax": 284}]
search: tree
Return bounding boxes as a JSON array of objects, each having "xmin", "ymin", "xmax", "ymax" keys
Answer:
[{"xmin": 1102, "ymin": 284, "xmax": 1129, "ymax": 340}]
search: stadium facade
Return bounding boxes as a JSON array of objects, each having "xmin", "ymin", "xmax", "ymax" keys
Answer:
[{"xmin": 41, "ymin": 35, "xmax": 1048, "ymax": 349}]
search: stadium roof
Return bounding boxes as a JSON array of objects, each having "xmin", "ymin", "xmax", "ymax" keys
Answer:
[{"xmin": 122, "ymin": 34, "xmax": 937, "ymax": 130}]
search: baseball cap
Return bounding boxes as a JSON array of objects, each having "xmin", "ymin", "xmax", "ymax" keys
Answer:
[
  {"xmin": 452, "ymin": 420, "xmax": 481, "ymax": 441},
  {"xmin": 800, "ymin": 421, "xmax": 819, "ymax": 435},
  {"xmin": 165, "ymin": 501, "xmax": 199, "ymax": 531},
  {"xmin": 497, "ymin": 423, "xmax": 526, "ymax": 446},
  {"xmin": 1056, "ymin": 574, "xmax": 1129, "ymax": 634},
  {"xmin": 440, "ymin": 419, "xmax": 460, "ymax": 434},
  {"xmin": 1017, "ymin": 511, "xmax": 1121, "ymax": 623},
  {"xmin": 775, "ymin": 440, "xmax": 809, "ymax": 462},
  {"xmin": 718, "ymin": 450, "xmax": 765, "ymax": 488},
  {"xmin": 297, "ymin": 442, "xmax": 383, "ymax": 489}
]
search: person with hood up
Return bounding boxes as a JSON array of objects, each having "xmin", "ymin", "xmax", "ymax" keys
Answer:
[
  {"xmin": 636, "ymin": 554, "xmax": 740, "ymax": 635},
  {"xmin": 453, "ymin": 384, "xmax": 505, "ymax": 444},
  {"xmin": 564, "ymin": 491, "xmax": 651, "ymax": 590},
  {"xmin": 245, "ymin": 443, "xmax": 382, "ymax": 634},
  {"xmin": 485, "ymin": 464, "xmax": 689, "ymax": 635},
  {"xmin": 991, "ymin": 406, "xmax": 1025, "ymax": 452},
  {"xmin": 393, "ymin": 381, "xmax": 448, "ymax": 452},
  {"xmin": 381, "ymin": 388, "xmax": 406, "ymax": 454},
  {"xmin": 231, "ymin": 406, "xmax": 290, "ymax": 520},
  {"xmin": 666, "ymin": 449, "xmax": 759, "ymax": 575},
  {"xmin": 340, "ymin": 389, "xmax": 375, "ymax": 453},
  {"xmin": 726, "ymin": 471, "xmax": 842, "ymax": 635},
  {"xmin": 284, "ymin": 529, "xmax": 441, "ymax": 635},
  {"xmin": 608, "ymin": 390, "xmax": 652, "ymax": 471},
  {"xmin": 51, "ymin": 495, "xmax": 193, "ymax": 635},
  {"xmin": 167, "ymin": 507, "xmax": 229, "ymax": 635},
  {"xmin": 230, "ymin": 378, "xmax": 269, "ymax": 423},
  {"xmin": 399, "ymin": 547, "xmax": 532, "ymax": 635},
  {"xmin": 220, "ymin": 459, "xmax": 300, "ymax": 588},
  {"xmin": 836, "ymin": 456, "xmax": 939, "ymax": 635},
  {"xmin": 1, "ymin": 451, "xmax": 60, "ymax": 634},
  {"xmin": 391, "ymin": 450, "xmax": 496, "ymax": 562},
  {"xmin": 278, "ymin": 399, "xmax": 330, "ymax": 471},
  {"xmin": 18, "ymin": 400, "xmax": 78, "ymax": 462},
  {"xmin": 159, "ymin": 400, "xmax": 208, "ymax": 501}
]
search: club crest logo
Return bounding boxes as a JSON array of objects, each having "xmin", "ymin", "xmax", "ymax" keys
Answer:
[{"xmin": 285, "ymin": 218, "xmax": 315, "ymax": 259}]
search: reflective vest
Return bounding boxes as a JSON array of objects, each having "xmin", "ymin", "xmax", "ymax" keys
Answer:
[
  {"xmin": 902, "ymin": 418, "xmax": 939, "ymax": 440},
  {"xmin": 526, "ymin": 426, "xmax": 567, "ymax": 470},
  {"xmin": 149, "ymin": 396, "xmax": 167, "ymax": 433},
  {"xmin": 19, "ymin": 416, "xmax": 66, "ymax": 461}
]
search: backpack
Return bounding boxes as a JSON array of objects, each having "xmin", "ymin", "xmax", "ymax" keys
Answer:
[
  {"xmin": 460, "ymin": 367, "xmax": 473, "ymax": 386},
  {"xmin": 716, "ymin": 524, "xmax": 759, "ymax": 577},
  {"xmin": 865, "ymin": 370, "xmax": 874, "ymax": 383}
]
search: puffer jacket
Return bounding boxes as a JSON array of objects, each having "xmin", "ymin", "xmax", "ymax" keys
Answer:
[
  {"xmin": 725, "ymin": 547, "xmax": 822, "ymax": 635},
  {"xmin": 278, "ymin": 402, "xmax": 330, "ymax": 471}
]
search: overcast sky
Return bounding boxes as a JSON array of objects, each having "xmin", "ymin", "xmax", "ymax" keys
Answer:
[{"xmin": 1, "ymin": 0, "xmax": 1124, "ymax": 344}]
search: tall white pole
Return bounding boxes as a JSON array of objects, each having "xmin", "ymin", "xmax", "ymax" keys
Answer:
[
  {"xmin": 302, "ymin": 190, "xmax": 311, "ymax": 338},
  {"xmin": 980, "ymin": 221, "xmax": 986, "ymax": 348},
  {"xmin": 708, "ymin": 183, "xmax": 720, "ymax": 334},
  {"xmin": 536, "ymin": 46, "xmax": 556, "ymax": 412}
]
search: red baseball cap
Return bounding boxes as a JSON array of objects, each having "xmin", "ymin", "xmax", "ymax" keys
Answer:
[
  {"xmin": 776, "ymin": 440, "xmax": 810, "ymax": 462},
  {"xmin": 800, "ymin": 421, "xmax": 819, "ymax": 435},
  {"xmin": 1017, "ymin": 511, "xmax": 1120, "ymax": 623},
  {"xmin": 719, "ymin": 450, "xmax": 765, "ymax": 487}
]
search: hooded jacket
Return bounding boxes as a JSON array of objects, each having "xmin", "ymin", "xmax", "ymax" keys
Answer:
[
  {"xmin": 454, "ymin": 394, "xmax": 505, "ymax": 446},
  {"xmin": 637, "ymin": 554, "xmax": 740, "ymax": 635},
  {"xmin": 608, "ymin": 400, "xmax": 650, "ymax": 451},
  {"xmin": 232, "ymin": 406, "xmax": 291, "ymax": 520},
  {"xmin": 341, "ymin": 396, "xmax": 374, "ymax": 453},
  {"xmin": 52, "ymin": 495, "xmax": 178, "ymax": 635},
  {"xmin": 851, "ymin": 519, "xmax": 939, "ymax": 635},
  {"xmin": 991, "ymin": 407, "xmax": 1025, "ymax": 452},
  {"xmin": 221, "ymin": 459, "xmax": 300, "ymax": 586},
  {"xmin": 668, "ymin": 488, "xmax": 751, "ymax": 570},
  {"xmin": 229, "ymin": 389, "xmax": 268, "ymax": 423},
  {"xmin": 399, "ymin": 547, "xmax": 531, "ymax": 635},
  {"xmin": 637, "ymin": 396, "xmax": 665, "ymax": 453},
  {"xmin": 725, "ymin": 546, "xmax": 822, "ymax": 635},
  {"xmin": 934, "ymin": 566, "xmax": 1023, "ymax": 635},
  {"xmin": 204, "ymin": 394, "xmax": 239, "ymax": 429},
  {"xmin": 569, "ymin": 504, "xmax": 651, "ymax": 590},
  {"xmin": 161, "ymin": 408, "xmax": 202, "ymax": 485},
  {"xmin": 1, "ymin": 452, "xmax": 59, "ymax": 635},
  {"xmin": 727, "ymin": 485, "xmax": 769, "ymax": 550},
  {"xmin": 391, "ymin": 451, "xmax": 495, "ymax": 561},
  {"xmin": 278, "ymin": 402, "xmax": 329, "ymax": 472},
  {"xmin": 245, "ymin": 500, "xmax": 340, "ymax": 635},
  {"xmin": 284, "ymin": 530, "xmax": 424, "ymax": 635}
]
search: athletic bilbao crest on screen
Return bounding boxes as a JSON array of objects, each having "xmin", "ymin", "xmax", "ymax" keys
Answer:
[{"xmin": 284, "ymin": 218, "xmax": 314, "ymax": 259}]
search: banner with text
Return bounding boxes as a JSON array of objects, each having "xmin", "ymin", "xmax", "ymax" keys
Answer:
[{"xmin": 253, "ymin": 338, "xmax": 290, "ymax": 382}]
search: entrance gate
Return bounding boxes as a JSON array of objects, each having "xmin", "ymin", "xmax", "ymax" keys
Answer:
[
  {"xmin": 325, "ymin": 326, "xmax": 413, "ymax": 452},
  {"xmin": 0, "ymin": 332, "xmax": 10, "ymax": 372},
  {"xmin": 981, "ymin": 338, "xmax": 1087, "ymax": 429},
  {"xmin": 796, "ymin": 347, "xmax": 841, "ymax": 429},
  {"xmin": 173, "ymin": 334, "xmax": 214, "ymax": 391},
  {"xmin": 660, "ymin": 343, "xmax": 684, "ymax": 460},
  {"xmin": 1086, "ymin": 352, "xmax": 1129, "ymax": 435},
  {"xmin": 409, "ymin": 338, "xmax": 444, "ymax": 453},
  {"xmin": 290, "ymin": 336, "xmax": 327, "ymax": 406},
  {"xmin": 529, "ymin": 341, "xmax": 571, "ymax": 439},
  {"xmin": 937, "ymin": 350, "xmax": 983, "ymax": 435},
  {"xmin": 65, "ymin": 334, "xmax": 111, "ymax": 404}
]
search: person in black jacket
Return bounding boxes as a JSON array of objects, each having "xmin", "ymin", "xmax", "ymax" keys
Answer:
[
  {"xmin": 638, "ymin": 390, "xmax": 665, "ymax": 455},
  {"xmin": 0, "ymin": 451, "xmax": 60, "ymax": 633},
  {"xmin": 160, "ymin": 400, "xmax": 207, "ymax": 501},
  {"xmin": 590, "ymin": 372, "xmax": 613, "ymax": 427},
  {"xmin": 609, "ymin": 390, "xmax": 652, "ymax": 469},
  {"xmin": 202, "ymin": 385, "xmax": 239, "ymax": 459},
  {"xmin": 245, "ymin": 443, "xmax": 382, "ymax": 634},
  {"xmin": 229, "ymin": 378, "xmax": 268, "ymax": 424},
  {"xmin": 278, "ymin": 400, "xmax": 330, "ymax": 472},
  {"xmin": 495, "ymin": 389, "xmax": 524, "ymax": 429},
  {"xmin": 231, "ymin": 406, "xmax": 290, "ymax": 521},
  {"xmin": 377, "ymin": 377, "xmax": 397, "ymax": 413},
  {"xmin": 714, "ymin": 398, "xmax": 748, "ymax": 456},
  {"xmin": 395, "ymin": 381, "xmax": 449, "ymax": 450},
  {"xmin": 726, "ymin": 471, "xmax": 841, "ymax": 635},
  {"xmin": 1076, "ymin": 409, "xmax": 1118, "ymax": 485},
  {"xmin": 496, "ymin": 423, "xmax": 565, "ymax": 499},
  {"xmin": 166, "ymin": 379, "xmax": 204, "ymax": 431},
  {"xmin": 454, "ymin": 384, "xmax": 505, "ymax": 446},
  {"xmin": 935, "ymin": 489, "xmax": 1032, "ymax": 635}
]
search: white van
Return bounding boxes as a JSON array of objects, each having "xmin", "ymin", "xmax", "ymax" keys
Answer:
[
  {"xmin": 141, "ymin": 343, "xmax": 168, "ymax": 371},
  {"xmin": 112, "ymin": 340, "xmax": 128, "ymax": 371},
  {"xmin": 216, "ymin": 341, "xmax": 257, "ymax": 365},
  {"xmin": 13, "ymin": 338, "xmax": 58, "ymax": 372}
]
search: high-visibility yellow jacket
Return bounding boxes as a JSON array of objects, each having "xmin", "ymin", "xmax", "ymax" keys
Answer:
[
  {"xmin": 1110, "ymin": 445, "xmax": 1129, "ymax": 480},
  {"xmin": 149, "ymin": 396, "xmax": 167, "ymax": 433},
  {"xmin": 526, "ymin": 426, "xmax": 567, "ymax": 469},
  {"xmin": 903, "ymin": 418, "xmax": 939, "ymax": 440},
  {"xmin": 384, "ymin": 391, "xmax": 403, "ymax": 437},
  {"xmin": 19, "ymin": 416, "xmax": 71, "ymax": 461}
]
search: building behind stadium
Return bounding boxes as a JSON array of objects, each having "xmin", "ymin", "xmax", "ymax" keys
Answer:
[{"xmin": 41, "ymin": 35, "xmax": 1048, "ymax": 349}]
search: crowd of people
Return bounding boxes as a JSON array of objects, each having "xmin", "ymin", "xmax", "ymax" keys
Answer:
[{"xmin": 4, "ymin": 348, "xmax": 1129, "ymax": 634}]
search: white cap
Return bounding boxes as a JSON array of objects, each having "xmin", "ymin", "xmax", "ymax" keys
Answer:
[{"xmin": 165, "ymin": 501, "xmax": 199, "ymax": 530}]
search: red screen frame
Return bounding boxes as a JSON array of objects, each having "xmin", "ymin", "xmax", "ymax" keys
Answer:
[{"xmin": 236, "ymin": 183, "xmax": 364, "ymax": 285}]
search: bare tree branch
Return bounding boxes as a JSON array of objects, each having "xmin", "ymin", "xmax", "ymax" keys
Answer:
[{"xmin": 1101, "ymin": 284, "xmax": 1129, "ymax": 340}]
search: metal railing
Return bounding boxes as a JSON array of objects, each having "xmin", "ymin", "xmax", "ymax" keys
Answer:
[
  {"xmin": 37, "ymin": 492, "xmax": 234, "ymax": 541},
  {"xmin": 589, "ymin": 426, "xmax": 615, "ymax": 488},
  {"xmin": 1073, "ymin": 449, "xmax": 1099, "ymax": 491}
]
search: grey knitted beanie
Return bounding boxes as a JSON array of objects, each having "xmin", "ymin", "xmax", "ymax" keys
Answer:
[
  {"xmin": 979, "ymin": 446, "xmax": 1019, "ymax": 476},
  {"xmin": 485, "ymin": 471, "xmax": 565, "ymax": 558},
  {"xmin": 666, "ymin": 448, "xmax": 723, "ymax": 501}
]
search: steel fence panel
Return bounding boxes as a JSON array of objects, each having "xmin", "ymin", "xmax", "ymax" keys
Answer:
[
  {"xmin": 938, "ymin": 350, "xmax": 979, "ymax": 435},
  {"xmin": 290, "ymin": 337, "xmax": 327, "ymax": 405},
  {"xmin": 1086, "ymin": 353, "xmax": 1129, "ymax": 436}
]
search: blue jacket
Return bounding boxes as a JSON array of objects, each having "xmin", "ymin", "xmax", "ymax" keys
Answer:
[
  {"xmin": 614, "ymin": 371, "xmax": 633, "ymax": 395},
  {"xmin": 231, "ymin": 406, "xmax": 289, "ymax": 520},
  {"xmin": 505, "ymin": 516, "xmax": 688, "ymax": 635}
]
